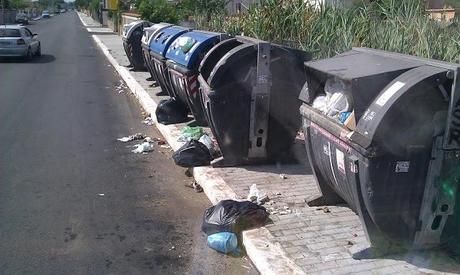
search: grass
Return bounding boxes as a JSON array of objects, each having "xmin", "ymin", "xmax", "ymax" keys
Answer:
[{"xmin": 195, "ymin": 0, "xmax": 460, "ymax": 63}]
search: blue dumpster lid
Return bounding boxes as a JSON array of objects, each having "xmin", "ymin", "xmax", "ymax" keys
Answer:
[
  {"xmin": 144, "ymin": 23, "xmax": 173, "ymax": 46},
  {"xmin": 165, "ymin": 31, "xmax": 223, "ymax": 70},
  {"xmin": 149, "ymin": 26, "xmax": 191, "ymax": 57}
]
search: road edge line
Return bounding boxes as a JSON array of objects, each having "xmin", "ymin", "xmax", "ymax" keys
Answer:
[
  {"xmin": 76, "ymin": 12, "xmax": 90, "ymax": 27},
  {"xmin": 91, "ymin": 34, "xmax": 306, "ymax": 275}
]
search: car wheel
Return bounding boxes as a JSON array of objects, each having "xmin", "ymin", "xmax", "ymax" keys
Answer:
[
  {"xmin": 25, "ymin": 47, "xmax": 33, "ymax": 60},
  {"xmin": 36, "ymin": 44, "xmax": 41, "ymax": 57}
]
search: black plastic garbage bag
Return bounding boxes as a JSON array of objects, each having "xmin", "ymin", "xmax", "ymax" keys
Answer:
[
  {"xmin": 172, "ymin": 139, "xmax": 213, "ymax": 167},
  {"xmin": 155, "ymin": 98, "xmax": 189, "ymax": 125},
  {"xmin": 202, "ymin": 200, "xmax": 269, "ymax": 235}
]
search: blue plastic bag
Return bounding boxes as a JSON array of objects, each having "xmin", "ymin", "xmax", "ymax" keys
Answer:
[{"xmin": 207, "ymin": 232, "xmax": 238, "ymax": 254}]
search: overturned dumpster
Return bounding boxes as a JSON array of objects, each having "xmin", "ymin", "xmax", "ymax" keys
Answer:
[
  {"xmin": 141, "ymin": 23, "xmax": 173, "ymax": 82},
  {"xmin": 165, "ymin": 31, "xmax": 229, "ymax": 126},
  {"xmin": 122, "ymin": 21, "xmax": 152, "ymax": 71},
  {"xmin": 299, "ymin": 48, "xmax": 460, "ymax": 251},
  {"xmin": 198, "ymin": 37, "xmax": 311, "ymax": 166},
  {"xmin": 148, "ymin": 26, "xmax": 191, "ymax": 97}
]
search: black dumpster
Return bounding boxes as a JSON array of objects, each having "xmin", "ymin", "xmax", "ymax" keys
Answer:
[
  {"xmin": 141, "ymin": 23, "xmax": 173, "ymax": 82},
  {"xmin": 299, "ymin": 48, "xmax": 460, "ymax": 251},
  {"xmin": 122, "ymin": 20, "xmax": 152, "ymax": 71},
  {"xmin": 148, "ymin": 26, "xmax": 191, "ymax": 98},
  {"xmin": 198, "ymin": 37, "xmax": 311, "ymax": 166},
  {"xmin": 165, "ymin": 31, "xmax": 228, "ymax": 126}
]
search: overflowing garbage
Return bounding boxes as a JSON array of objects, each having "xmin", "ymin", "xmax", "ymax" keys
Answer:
[
  {"xmin": 202, "ymin": 200, "xmax": 269, "ymax": 254},
  {"xmin": 172, "ymin": 139, "xmax": 212, "ymax": 167},
  {"xmin": 207, "ymin": 232, "xmax": 238, "ymax": 254},
  {"xmin": 202, "ymin": 200, "xmax": 269, "ymax": 236},
  {"xmin": 155, "ymin": 98, "xmax": 189, "ymax": 125},
  {"xmin": 311, "ymin": 78, "xmax": 356, "ymax": 130}
]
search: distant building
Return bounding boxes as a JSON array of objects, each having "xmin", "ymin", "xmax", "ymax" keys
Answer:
[{"xmin": 426, "ymin": 0, "xmax": 445, "ymax": 9}]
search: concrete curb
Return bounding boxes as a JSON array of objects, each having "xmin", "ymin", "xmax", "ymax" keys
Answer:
[{"xmin": 90, "ymin": 32, "xmax": 307, "ymax": 275}]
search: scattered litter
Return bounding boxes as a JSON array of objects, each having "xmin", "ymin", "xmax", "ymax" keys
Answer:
[
  {"xmin": 169, "ymin": 246, "xmax": 176, "ymax": 250},
  {"xmin": 316, "ymin": 206, "xmax": 331, "ymax": 213},
  {"xmin": 185, "ymin": 181, "xmax": 203, "ymax": 193},
  {"xmin": 114, "ymin": 81, "xmax": 127, "ymax": 93},
  {"xmin": 117, "ymin": 133, "xmax": 145, "ymax": 142},
  {"xmin": 132, "ymin": 142, "xmax": 154, "ymax": 153},
  {"xmin": 185, "ymin": 168, "xmax": 193, "ymax": 177},
  {"xmin": 247, "ymin": 184, "xmax": 269, "ymax": 205},
  {"xmin": 202, "ymin": 200, "xmax": 269, "ymax": 235},
  {"xmin": 160, "ymin": 144, "xmax": 171, "ymax": 149},
  {"xmin": 142, "ymin": 117, "xmax": 155, "ymax": 126},
  {"xmin": 178, "ymin": 126, "xmax": 204, "ymax": 142},
  {"xmin": 172, "ymin": 139, "xmax": 212, "ymax": 167},
  {"xmin": 97, "ymin": 193, "xmax": 105, "ymax": 197},
  {"xmin": 279, "ymin": 174, "xmax": 287, "ymax": 179},
  {"xmin": 346, "ymin": 240, "xmax": 354, "ymax": 246},
  {"xmin": 207, "ymin": 232, "xmax": 238, "ymax": 254},
  {"xmin": 278, "ymin": 209, "xmax": 292, "ymax": 215},
  {"xmin": 156, "ymin": 98, "xmax": 189, "ymax": 125}
]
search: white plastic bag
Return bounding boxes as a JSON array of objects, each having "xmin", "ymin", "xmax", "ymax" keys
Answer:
[{"xmin": 132, "ymin": 142, "xmax": 154, "ymax": 153}]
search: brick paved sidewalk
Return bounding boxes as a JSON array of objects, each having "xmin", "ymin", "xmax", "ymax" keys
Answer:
[{"xmin": 81, "ymin": 12, "xmax": 460, "ymax": 274}]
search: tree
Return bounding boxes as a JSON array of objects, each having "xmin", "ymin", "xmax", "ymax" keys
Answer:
[{"xmin": 138, "ymin": 0, "xmax": 179, "ymax": 23}]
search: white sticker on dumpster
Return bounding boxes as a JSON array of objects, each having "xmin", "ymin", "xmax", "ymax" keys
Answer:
[
  {"xmin": 395, "ymin": 161, "xmax": 410, "ymax": 173},
  {"xmin": 336, "ymin": 149, "xmax": 345, "ymax": 174},
  {"xmin": 375, "ymin": 81, "xmax": 406, "ymax": 107}
]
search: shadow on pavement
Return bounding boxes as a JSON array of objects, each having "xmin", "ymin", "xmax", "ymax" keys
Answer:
[
  {"xmin": 353, "ymin": 247, "xmax": 460, "ymax": 274},
  {"xmin": 0, "ymin": 54, "xmax": 56, "ymax": 64}
]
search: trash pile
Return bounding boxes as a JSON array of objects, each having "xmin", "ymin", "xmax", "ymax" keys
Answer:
[
  {"xmin": 155, "ymin": 98, "xmax": 189, "ymax": 125},
  {"xmin": 202, "ymin": 200, "xmax": 269, "ymax": 254},
  {"xmin": 117, "ymin": 133, "xmax": 168, "ymax": 154},
  {"xmin": 172, "ymin": 126, "xmax": 216, "ymax": 167},
  {"xmin": 311, "ymin": 78, "xmax": 356, "ymax": 130}
]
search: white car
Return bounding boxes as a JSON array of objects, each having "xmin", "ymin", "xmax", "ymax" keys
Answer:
[{"xmin": 0, "ymin": 25, "xmax": 41, "ymax": 59}]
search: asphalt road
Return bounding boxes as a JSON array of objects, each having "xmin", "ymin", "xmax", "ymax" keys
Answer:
[{"xmin": 0, "ymin": 13, "xmax": 257, "ymax": 274}]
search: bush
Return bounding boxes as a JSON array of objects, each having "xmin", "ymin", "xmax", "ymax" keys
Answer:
[{"xmin": 138, "ymin": 0, "xmax": 179, "ymax": 24}]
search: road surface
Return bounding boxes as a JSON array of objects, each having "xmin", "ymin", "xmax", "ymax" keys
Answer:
[{"xmin": 0, "ymin": 12, "xmax": 257, "ymax": 275}]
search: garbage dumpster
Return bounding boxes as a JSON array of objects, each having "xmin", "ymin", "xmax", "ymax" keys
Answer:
[
  {"xmin": 198, "ymin": 37, "xmax": 311, "ymax": 166},
  {"xmin": 122, "ymin": 21, "xmax": 152, "ymax": 71},
  {"xmin": 299, "ymin": 47, "xmax": 460, "ymax": 251},
  {"xmin": 165, "ymin": 31, "xmax": 229, "ymax": 126},
  {"xmin": 141, "ymin": 23, "xmax": 173, "ymax": 82},
  {"xmin": 148, "ymin": 26, "xmax": 191, "ymax": 97}
]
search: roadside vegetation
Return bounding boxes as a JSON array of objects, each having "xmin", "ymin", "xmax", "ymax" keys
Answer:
[{"xmin": 196, "ymin": 0, "xmax": 460, "ymax": 63}]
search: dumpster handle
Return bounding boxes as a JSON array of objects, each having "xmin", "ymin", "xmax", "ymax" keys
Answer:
[{"xmin": 248, "ymin": 42, "xmax": 272, "ymax": 158}]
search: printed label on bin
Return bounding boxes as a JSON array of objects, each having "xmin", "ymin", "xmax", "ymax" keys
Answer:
[
  {"xmin": 395, "ymin": 161, "xmax": 410, "ymax": 173},
  {"xmin": 375, "ymin": 81, "xmax": 406, "ymax": 107},
  {"xmin": 336, "ymin": 149, "xmax": 345, "ymax": 174}
]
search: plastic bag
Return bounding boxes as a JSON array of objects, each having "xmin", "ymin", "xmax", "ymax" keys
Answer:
[
  {"xmin": 178, "ymin": 126, "xmax": 204, "ymax": 142},
  {"xmin": 172, "ymin": 139, "xmax": 212, "ymax": 167},
  {"xmin": 202, "ymin": 200, "xmax": 269, "ymax": 235},
  {"xmin": 132, "ymin": 142, "xmax": 154, "ymax": 153},
  {"xmin": 207, "ymin": 232, "xmax": 238, "ymax": 254},
  {"xmin": 198, "ymin": 134, "xmax": 214, "ymax": 153},
  {"xmin": 155, "ymin": 98, "xmax": 189, "ymax": 125},
  {"xmin": 323, "ymin": 78, "xmax": 352, "ymax": 118},
  {"xmin": 247, "ymin": 184, "xmax": 268, "ymax": 205}
]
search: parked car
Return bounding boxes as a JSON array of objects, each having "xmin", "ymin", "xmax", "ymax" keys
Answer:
[
  {"xmin": 0, "ymin": 25, "xmax": 41, "ymax": 59},
  {"xmin": 42, "ymin": 10, "xmax": 50, "ymax": 18},
  {"xmin": 15, "ymin": 13, "xmax": 29, "ymax": 25}
]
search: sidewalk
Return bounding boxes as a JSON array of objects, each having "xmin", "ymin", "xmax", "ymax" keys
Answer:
[{"xmin": 77, "ymin": 12, "xmax": 460, "ymax": 275}]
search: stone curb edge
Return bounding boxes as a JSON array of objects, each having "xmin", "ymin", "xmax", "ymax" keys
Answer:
[{"xmin": 87, "ymin": 23, "xmax": 306, "ymax": 275}]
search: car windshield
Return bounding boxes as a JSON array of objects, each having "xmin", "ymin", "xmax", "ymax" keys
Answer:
[{"xmin": 0, "ymin": 29, "xmax": 21, "ymax": 37}]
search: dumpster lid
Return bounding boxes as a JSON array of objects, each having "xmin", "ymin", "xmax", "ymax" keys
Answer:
[
  {"xmin": 305, "ymin": 50, "xmax": 423, "ymax": 80},
  {"xmin": 149, "ymin": 26, "xmax": 191, "ymax": 57},
  {"xmin": 123, "ymin": 20, "xmax": 150, "ymax": 39},
  {"xmin": 165, "ymin": 31, "xmax": 223, "ymax": 70},
  {"xmin": 144, "ymin": 23, "xmax": 173, "ymax": 46}
]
